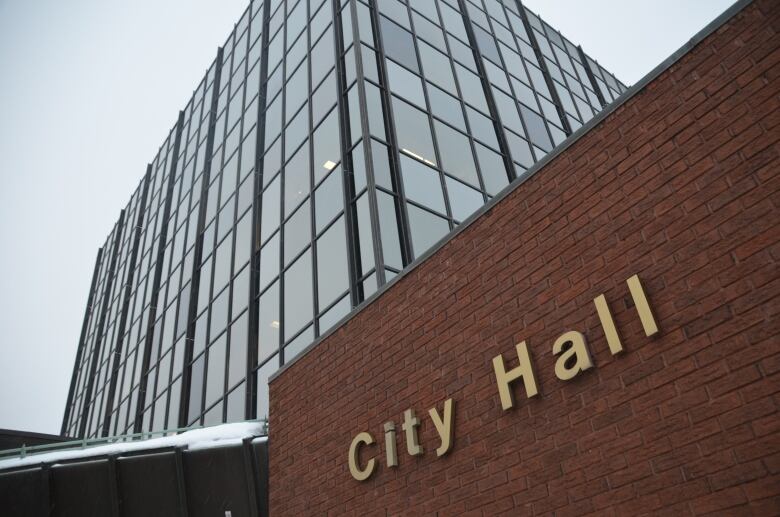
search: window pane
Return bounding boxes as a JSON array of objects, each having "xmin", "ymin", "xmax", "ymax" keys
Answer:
[
  {"xmin": 393, "ymin": 97, "xmax": 436, "ymax": 166},
  {"xmin": 316, "ymin": 216, "xmax": 349, "ymax": 308},
  {"xmin": 312, "ymin": 109, "xmax": 340, "ymax": 180},
  {"xmin": 386, "ymin": 60, "xmax": 425, "ymax": 107},
  {"xmin": 407, "ymin": 204, "xmax": 449, "ymax": 258},
  {"xmin": 258, "ymin": 281, "xmax": 280, "ymax": 362},
  {"xmin": 284, "ymin": 249, "xmax": 313, "ymax": 340},
  {"xmin": 446, "ymin": 177, "xmax": 484, "ymax": 222},
  {"xmin": 315, "ymin": 166, "xmax": 344, "ymax": 233},
  {"xmin": 434, "ymin": 121, "xmax": 479, "ymax": 187},
  {"xmin": 400, "ymin": 155, "xmax": 445, "ymax": 214},
  {"xmin": 380, "ymin": 17, "xmax": 419, "ymax": 72}
]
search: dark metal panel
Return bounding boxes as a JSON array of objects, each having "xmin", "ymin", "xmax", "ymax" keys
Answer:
[
  {"xmin": 62, "ymin": 248, "xmax": 104, "ymax": 435},
  {"xmin": 79, "ymin": 212, "xmax": 127, "ymax": 438},
  {"xmin": 182, "ymin": 446, "xmax": 255, "ymax": 517},
  {"xmin": 250, "ymin": 440, "xmax": 269, "ymax": 517},
  {"xmin": 0, "ymin": 467, "xmax": 48, "ymax": 517},
  {"xmin": 101, "ymin": 166, "xmax": 153, "ymax": 436},
  {"xmin": 116, "ymin": 451, "xmax": 182, "ymax": 517},
  {"xmin": 50, "ymin": 459, "xmax": 114, "ymax": 517}
]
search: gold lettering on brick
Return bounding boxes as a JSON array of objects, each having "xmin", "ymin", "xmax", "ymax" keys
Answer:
[
  {"xmin": 492, "ymin": 341, "xmax": 539, "ymax": 410},
  {"xmin": 428, "ymin": 398, "xmax": 454, "ymax": 457},
  {"xmin": 552, "ymin": 330, "xmax": 593, "ymax": 381},
  {"xmin": 348, "ymin": 432, "xmax": 376, "ymax": 481}
]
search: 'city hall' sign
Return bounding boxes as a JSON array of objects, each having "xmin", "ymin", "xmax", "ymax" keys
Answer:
[{"xmin": 348, "ymin": 274, "xmax": 659, "ymax": 481}]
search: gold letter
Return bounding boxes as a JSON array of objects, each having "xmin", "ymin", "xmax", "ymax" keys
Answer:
[
  {"xmin": 401, "ymin": 409, "xmax": 423, "ymax": 456},
  {"xmin": 384, "ymin": 422, "xmax": 398, "ymax": 467},
  {"xmin": 627, "ymin": 274, "xmax": 659, "ymax": 336},
  {"xmin": 348, "ymin": 432, "xmax": 376, "ymax": 481},
  {"xmin": 492, "ymin": 341, "xmax": 539, "ymax": 410},
  {"xmin": 428, "ymin": 399, "xmax": 454, "ymax": 457},
  {"xmin": 552, "ymin": 331, "xmax": 593, "ymax": 381},
  {"xmin": 594, "ymin": 294, "xmax": 623, "ymax": 355}
]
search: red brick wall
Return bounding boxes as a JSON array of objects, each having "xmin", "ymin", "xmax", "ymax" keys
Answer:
[{"xmin": 269, "ymin": 2, "xmax": 780, "ymax": 514}]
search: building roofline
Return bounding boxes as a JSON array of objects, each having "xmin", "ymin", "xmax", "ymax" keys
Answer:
[{"xmin": 269, "ymin": 0, "xmax": 753, "ymax": 382}]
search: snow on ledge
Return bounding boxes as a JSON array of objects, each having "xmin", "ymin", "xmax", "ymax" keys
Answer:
[{"xmin": 0, "ymin": 422, "xmax": 266, "ymax": 471}]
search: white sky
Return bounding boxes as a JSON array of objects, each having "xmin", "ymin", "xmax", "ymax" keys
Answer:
[{"xmin": 0, "ymin": 0, "xmax": 735, "ymax": 435}]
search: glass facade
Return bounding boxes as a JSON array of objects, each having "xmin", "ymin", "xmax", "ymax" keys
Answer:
[{"xmin": 63, "ymin": 0, "xmax": 627, "ymax": 438}]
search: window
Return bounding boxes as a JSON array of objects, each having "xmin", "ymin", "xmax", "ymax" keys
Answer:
[
  {"xmin": 316, "ymin": 216, "xmax": 349, "ymax": 308},
  {"xmin": 284, "ymin": 250, "xmax": 313, "ymax": 340},
  {"xmin": 393, "ymin": 97, "xmax": 436, "ymax": 165},
  {"xmin": 380, "ymin": 17, "xmax": 419, "ymax": 73}
]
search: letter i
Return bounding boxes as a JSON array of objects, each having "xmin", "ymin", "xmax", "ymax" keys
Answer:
[{"xmin": 384, "ymin": 422, "xmax": 398, "ymax": 467}]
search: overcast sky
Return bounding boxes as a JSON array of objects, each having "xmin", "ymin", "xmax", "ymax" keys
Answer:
[{"xmin": 0, "ymin": 0, "xmax": 734, "ymax": 435}]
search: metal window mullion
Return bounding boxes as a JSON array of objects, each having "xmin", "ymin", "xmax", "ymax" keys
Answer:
[
  {"xmin": 133, "ymin": 112, "xmax": 185, "ymax": 433},
  {"xmin": 456, "ymin": 0, "xmax": 518, "ymax": 183},
  {"xmin": 78, "ymin": 210, "xmax": 126, "ymax": 438},
  {"xmin": 515, "ymin": 0, "xmax": 573, "ymax": 136},
  {"xmin": 306, "ymin": 0, "xmax": 323, "ymax": 338},
  {"xmin": 178, "ymin": 49, "xmax": 225, "ymax": 428},
  {"xmin": 100, "ymin": 167, "xmax": 152, "ymax": 436},
  {"xmin": 349, "ymin": 0, "xmax": 387, "ymax": 288},
  {"xmin": 331, "ymin": 0, "xmax": 362, "ymax": 308},
  {"xmin": 61, "ymin": 247, "xmax": 104, "ymax": 435},
  {"xmin": 365, "ymin": 0, "xmax": 414, "ymax": 266},
  {"xmin": 577, "ymin": 45, "xmax": 607, "ymax": 108},
  {"xmin": 247, "ymin": 0, "xmax": 272, "ymax": 420}
]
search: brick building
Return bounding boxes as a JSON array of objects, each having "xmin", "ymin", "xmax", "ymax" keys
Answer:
[{"xmin": 268, "ymin": 0, "xmax": 780, "ymax": 514}]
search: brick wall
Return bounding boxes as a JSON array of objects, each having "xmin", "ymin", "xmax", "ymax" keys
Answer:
[{"xmin": 269, "ymin": 2, "xmax": 780, "ymax": 514}]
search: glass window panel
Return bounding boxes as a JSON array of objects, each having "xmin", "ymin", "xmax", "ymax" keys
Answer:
[
  {"xmin": 474, "ymin": 26, "xmax": 501, "ymax": 63},
  {"xmin": 313, "ymin": 109, "xmax": 340, "ymax": 180},
  {"xmin": 258, "ymin": 282, "xmax": 280, "ymax": 362},
  {"xmin": 505, "ymin": 130, "xmax": 534, "ymax": 168},
  {"xmin": 454, "ymin": 64, "xmax": 488, "ymax": 113},
  {"xmin": 256, "ymin": 355, "xmax": 278, "ymax": 421},
  {"xmin": 400, "ymin": 155, "xmax": 445, "ymax": 214},
  {"xmin": 355, "ymin": 193, "xmax": 374, "ymax": 276},
  {"xmin": 311, "ymin": 27, "xmax": 335, "ymax": 87},
  {"xmin": 284, "ymin": 249, "xmax": 313, "ymax": 340},
  {"xmin": 319, "ymin": 294, "xmax": 351, "ymax": 333},
  {"xmin": 393, "ymin": 97, "xmax": 436, "ymax": 166},
  {"xmin": 312, "ymin": 69, "xmax": 337, "ymax": 125},
  {"xmin": 377, "ymin": 191, "xmax": 403, "ymax": 270},
  {"xmin": 428, "ymin": 85, "xmax": 466, "ymax": 131},
  {"xmin": 520, "ymin": 104, "xmax": 552, "ymax": 151},
  {"xmin": 210, "ymin": 287, "xmax": 230, "ymax": 339},
  {"xmin": 232, "ymin": 264, "xmax": 250, "ymax": 315},
  {"xmin": 261, "ymin": 175, "xmax": 281, "ymax": 241},
  {"xmin": 380, "ymin": 17, "xmax": 419, "ymax": 72},
  {"xmin": 226, "ymin": 382, "xmax": 246, "ymax": 422},
  {"xmin": 316, "ymin": 216, "xmax": 349, "ymax": 308},
  {"xmin": 228, "ymin": 311, "xmax": 248, "ymax": 388},
  {"xmin": 284, "ymin": 143, "xmax": 310, "ymax": 216},
  {"xmin": 188, "ymin": 355, "xmax": 205, "ymax": 420},
  {"xmin": 259, "ymin": 232, "xmax": 280, "ymax": 291},
  {"xmin": 407, "ymin": 204, "xmax": 449, "ymax": 258},
  {"xmin": 205, "ymin": 334, "xmax": 226, "ymax": 406},
  {"xmin": 284, "ymin": 325, "xmax": 313, "ymax": 360},
  {"xmin": 387, "ymin": 60, "xmax": 425, "ymax": 107},
  {"xmin": 446, "ymin": 176, "xmax": 484, "ymax": 222},
  {"xmin": 466, "ymin": 106, "xmax": 499, "ymax": 150},
  {"xmin": 434, "ymin": 121, "xmax": 479, "ymax": 187},
  {"xmin": 475, "ymin": 143, "xmax": 509, "ymax": 195},
  {"xmin": 315, "ymin": 167, "xmax": 344, "ymax": 233},
  {"xmin": 212, "ymin": 237, "xmax": 232, "ymax": 293},
  {"xmin": 284, "ymin": 200, "xmax": 311, "ymax": 264},
  {"xmin": 419, "ymin": 42, "xmax": 456, "ymax": 93},
  {"xmin": 371, "ymin": 140, "xmax": 392, "ymax": 190}
]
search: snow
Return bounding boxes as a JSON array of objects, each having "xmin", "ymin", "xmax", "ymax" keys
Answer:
[{"xmin": 0, "ymin": 422, "xmax": 267, "ymax": 471}]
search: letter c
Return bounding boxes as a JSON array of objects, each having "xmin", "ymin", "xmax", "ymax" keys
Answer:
[{"xmin": 348, "ymin": 431, "xmax": 376, "ymax": 481}]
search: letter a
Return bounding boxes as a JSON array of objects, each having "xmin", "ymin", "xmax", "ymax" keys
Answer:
[{"xmin": 552, "ymin": 330, "xmax": 593, "ymax": 381}]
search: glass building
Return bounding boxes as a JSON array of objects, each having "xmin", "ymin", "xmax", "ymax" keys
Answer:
[{"xmin": 63, "ymin": 0, "xmax": 627, "ymax": 439}]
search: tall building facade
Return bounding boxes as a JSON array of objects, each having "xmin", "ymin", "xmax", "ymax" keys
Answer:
[{"xmin": 63, "ymin": 0, "xmax": 627, "ymax": 439}]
